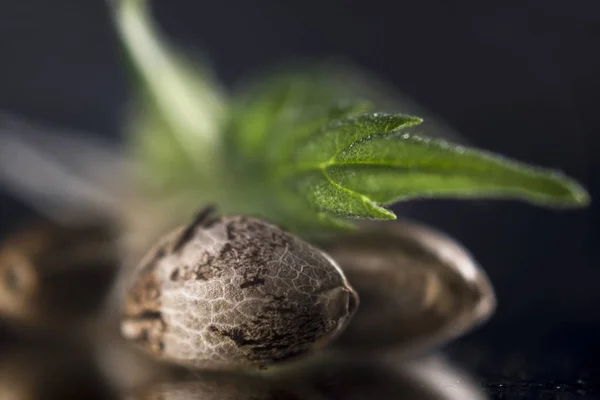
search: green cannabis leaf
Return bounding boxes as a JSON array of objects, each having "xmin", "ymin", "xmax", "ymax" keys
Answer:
[
  {"xmin": 113, "ymin": 0, "xmax": 589, "ymax": 238},
  {"xmin": 222, "ymin": 74, "xmax": 589, "ymax": 235},
  {"xmin": 291, "ymin": 116, "xmax": 588, "ymax": 214},
  {"xmin": 228, "ymin": 69, "xmax": 372, "ymax": 163}
]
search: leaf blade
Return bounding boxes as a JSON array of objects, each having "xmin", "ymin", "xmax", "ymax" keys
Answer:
[
  {"xmin": 229, "ymin": 69, "xmax": 371, "ymax": 162},
  {"xmin": 328, "ymin": 133, "xmax": 589, "ymax": 207},
  {"xmin": 293, "ymin": 170, "xmax": 397, "ymax": 219},
  {"xmin": 295, "ymin": 113, "xmax": 423, "ymax": 165}
]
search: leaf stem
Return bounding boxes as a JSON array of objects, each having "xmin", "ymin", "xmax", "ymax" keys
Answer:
[{"xmin": 111, "ymin": 0, "xmax": 227, "ymax": 177}]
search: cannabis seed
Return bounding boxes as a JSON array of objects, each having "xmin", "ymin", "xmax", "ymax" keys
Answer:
[
  {"xmin": 322, "ymin": 219, "xmax": 495, "ymax": 356},
  {"xmin": 121, "ymin": 208, "xmax": 358, "ymax": 370},
  {"xmin": 0, "ymin": 220, "xmax": 119, "ymax": 328}
]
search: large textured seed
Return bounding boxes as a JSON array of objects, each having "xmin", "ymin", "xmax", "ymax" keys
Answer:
[{"xmin": 121, "ymin": 209, "xmax": 358, "ymax": 370}]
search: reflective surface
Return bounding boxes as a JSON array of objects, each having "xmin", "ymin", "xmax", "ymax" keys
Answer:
[
  {"xmin": 127, "ymin": 355, "xmax": 487, "ymax": 400},
  {"xmin": 0, "ymin": 218, "xmax": 596, "ymax": 399},
  {"xmin": 1, "ymin": 326, "xmax": 598, "ymax": 399}
]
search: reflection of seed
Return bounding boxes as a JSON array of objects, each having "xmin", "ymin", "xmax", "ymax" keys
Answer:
[
  {"xmin": 0, "ymin": 344, "xmax": 113, "ymax": 400},
  {"xmin": 121, "ymin": 208, "xmax": 358, "ymax": 370},
  {"xmin": 287, "ymin": 354, "xmax": 486, "ymax": 400},
  {"xmin": 322, "ymin": 219, "xmax": 495, "ymax": 356},
  {"xmin": 126, "ymin": 372, "xmax": 306, "ymax": 400},
  {"xmin": 0, "ymin": 220, "xmax": 119, "ymax": 328},
  {"xmin": 92, "ymin": 324, "xmax": 185, "ymax": 395}
]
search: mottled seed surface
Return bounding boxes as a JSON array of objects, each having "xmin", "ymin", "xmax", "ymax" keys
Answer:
[{"xmin": 121, "ymin": 211, "xmax": 357, "ymax": 370}]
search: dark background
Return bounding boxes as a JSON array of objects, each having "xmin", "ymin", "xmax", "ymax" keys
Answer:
[{"xmin": 0, "ymin": 0, "xmax": 598, "ymax": 398}]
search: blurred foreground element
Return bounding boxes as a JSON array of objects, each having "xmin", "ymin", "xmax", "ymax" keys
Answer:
[
  {"xmin": 323, "ymin": 219, "xmax": 495, "ymax": 357},
  {"xmin": 0, "ymin": 220, "xmax": 119, "ymax": 330}
]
